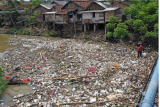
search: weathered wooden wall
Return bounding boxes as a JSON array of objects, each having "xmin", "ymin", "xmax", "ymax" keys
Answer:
[
  {"xmin": 33, "ymin": 6, "xmax": 49, "ymax": 21},
  {"xmin": 69, "ymin": 14, "xmax": 77, "ymax": 23},
  {"xmin": 105, "ymin": 10, "xmax": 117, "ymax": 22},
  {"xmin": 45, "ymin": 14, "xmax": 55, "ymax": 22},
  {"xmin": 113, "ymin": 3, "xmax": 130, "ymax": 20},
  {"xmin": 76, "ymin": 24, "xmax": 82, "ymax": 31},
  {"xmin": 113, "ymin": 3, "xmax": 128, "ymax": 15},
  {"xmin": 55, "ymin": 15, "xmax": 68, "ymax": 24},
  {"xmin": 51, "ymin": 7, "xmax": 57, "ymax": 11},
  {"xmin": 82, "ymin": 12, "xmax": 104, "ymax": 24}
]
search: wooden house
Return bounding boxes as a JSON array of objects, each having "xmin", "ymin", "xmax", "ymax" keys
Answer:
[
  {"xmin": 55, "ymin": 8, "xmax": 77, "ymax": 24},
  {"xmin": 33, "ymin": 4, "xmax": 56, "ymax": 22},
  {"xmin": 55, "ymin": 0, "xmax": 91, "ymax": 24},
  {"xmin": 82, "ymin": 1, "xmax": 108, "ymax": 32},
  {"xmin": 104, "ymin": 7, "xmax": 120, "ymax": 22},
  {"xmin": 43, "ymin": 5, "xmax": 63, "ymax": 22},
  {"xmin": 54, "ymin": 0, "xmax": 91, "ymax": 31},
  {"xmin": 41, "ymin": 1, "xmax": 67, "ymax": 30},
  {"xmin": 112, "ymin": 0, "xmax": 130, "ymax": 21}
]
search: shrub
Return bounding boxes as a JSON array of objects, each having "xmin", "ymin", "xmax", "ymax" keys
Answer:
[
  {"xmin": 48, "ymin": 31, "xmax": 55, "ymax": 36},
  {"xmin": 45, "ymin": 33, "xmax": 50, "ymax": 37},
  {"xmin": 17, "ymin": 28, "xmax": 30, "ymax": 35},
  {"xmin": 4, "ymin": 28, "xmax": 17, "ymax": 34},
  {"xmin": 106, "ymin": 23, "xmax": 115, "ymax": 32},
  {"xmin": 84, "ymin": 34, "xmax": 88, "ymax": 38},
  {"xmin": 106, "ymin": 32, "xmax": 113, "ymax": 38}
]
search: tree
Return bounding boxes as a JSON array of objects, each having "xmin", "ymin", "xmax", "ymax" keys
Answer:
[
  {"xmin": 106, "ymin": 23, "xmax": 115, "ymax": 32},
  {"xmin": 107, "ymin": 0, "xmax": 114, "ymax": 6},
  {"xmin": 108, "ymin": 16, "xmax": 117, "ymax": 24},
  {"xmin": 1, "ymin": 0, "xmax": 25, "ymax": 26},
  {"xmin": 113, "ymin": 23, "xmax": 129, "ymax": 38},
  {"xmin": 27, "ymin": 0, "xmax": 39, "ymax": 16},
  {"xmin": 106, "ymin": 16, "xmax": 117, "ymax": 38},
  {"xmin": 106, "ymin": 32, "xmax": 113, "ymax": 38},
  {"xmin": 125, "ymin": 19, "xmax": 134, "ymax": 32},
  {"xmin": 124, "ymin": 0, "xmax": 158, "ymax": 39},
  {"xmin": 132, "ymin": 19, "xmax": 144, "ymax": 32}
]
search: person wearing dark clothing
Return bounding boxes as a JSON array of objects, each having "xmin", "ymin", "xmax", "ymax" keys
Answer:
[{"xmin": 138, "ymin": 45, "xmax": 142, "ymax": 58}]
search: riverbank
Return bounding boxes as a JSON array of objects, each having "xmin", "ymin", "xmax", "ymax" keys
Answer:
[
  {"xmin": 0, "ymin": 67, "xmax": 8, "ymax": 96},
  {"xmin": 0, "ymin": 34, "xmax": 158, "ymax": 106}
]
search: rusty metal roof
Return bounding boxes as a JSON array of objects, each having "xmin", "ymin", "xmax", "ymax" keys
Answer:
[{"xmin": 74, "ymin": 1, "xmax": 91, "ymax": 9}]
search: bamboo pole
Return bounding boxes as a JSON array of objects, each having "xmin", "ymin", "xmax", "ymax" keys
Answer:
[{"xmin": 5, "ymin": 91, "xmax": 14, "ymax": 98}]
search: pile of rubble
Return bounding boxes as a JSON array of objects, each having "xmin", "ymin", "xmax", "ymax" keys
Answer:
[{"xmin": 0, "ymin": 36, "xmax": 158, "ymax": 107}]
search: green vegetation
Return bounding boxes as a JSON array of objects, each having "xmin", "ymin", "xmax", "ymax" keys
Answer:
[
  {"xmin": 113, "ymin": 23, "xmax": 129, "ymax": 39},
  {"xmin": 106, "ymin": 16, "xmax": 117, "ymax": 38},
  {"xmin": 124, "ymin": 0, "xmax": 158, "ymax": 39},
  {"xmin": 106, "ymin": 0, "xmax": 158, "ymax": 45},
  {"xmin": 0, "ymin": 67, "xmax": 8, "ymax": 95},
  {"xmin": 48, "ymin": 31, "xmax": 55, "ymax": 36},
  {"xmin": 84, "ymin": 34, "xmax": 88, "ymax": 38}
]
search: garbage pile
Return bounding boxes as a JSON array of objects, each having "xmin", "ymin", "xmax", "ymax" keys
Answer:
[{"xmin": 0, "ymin": 36, "xmax": 158, "ymax": 107}]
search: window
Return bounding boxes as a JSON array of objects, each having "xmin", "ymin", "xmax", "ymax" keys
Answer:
[
  {"xmin": 69, "ymin": 15, "xmax": 73, "ymax": 18},
  {"xmin": 92, "ymin": 12, "xmax": 95, "ymax": 17},
  {"xmin": 77, "ymin": 14, "xmax": 82, "ymax": 21}
]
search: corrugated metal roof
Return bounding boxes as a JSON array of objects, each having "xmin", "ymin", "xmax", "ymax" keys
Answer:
[
  {"xmin": 95, "ymin": 1, "xmax": 107, "ymax": 9},
  {"xmin": 43, "ymin": 11, "xmax": 57, "ymax": 14},
  {"xmin": 103, "ymin": 7, "xmax": 119, "ymax": 11},
  {"xmin": 51, "ymin": 0, "xmax": 67, "ymax": 6},
  {"xmin": 82, "ymin": 10, "xmax": 103, "ymax": 13},
  {"xmin": 40, "ymin": 4, "xmax": 55, "ymax": 10}
]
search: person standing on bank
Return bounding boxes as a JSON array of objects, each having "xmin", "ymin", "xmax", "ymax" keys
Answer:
[{"xmin": 138, "ymin": 45, "xmax": 142, "ymax": 58}]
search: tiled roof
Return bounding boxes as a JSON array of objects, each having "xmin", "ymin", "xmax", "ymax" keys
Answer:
[
  {"xmin": 0, "ymin": 6, "xmax": 9, "ymax": 10},
  {"xmin": 16, "ymin": 4, "xmax": 30, "ymax": 10},
  {"xmin": 56, "ymin": 5, "xmax": 63, "ymax": 10},
  {"xmin": 52, "ymin": 0, "xmax": 67, "ymax": 6},
  {"xmin": 24, "ymin": 1, "xmax": 31, "ymax": 4},
  {"xmin": 55, "ymin": 8, "xmax": 76, "ymax": 14},
  {"xmin": 74, "ymin": 1, "xmax": 91, "ymax": 9}
]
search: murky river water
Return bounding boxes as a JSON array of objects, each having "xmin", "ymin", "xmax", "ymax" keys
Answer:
[
  {"xmin": 0, "ymin": 85, "xmax": 33, "ymax": 106},
  {"xmin": 0, "ymin": 34, "xmax": 64, "ymax": 106}
]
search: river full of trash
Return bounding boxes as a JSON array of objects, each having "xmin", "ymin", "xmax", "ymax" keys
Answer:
[{"xmin": 0, "ymin": 35, "xmax": 158, "ymax": 107}]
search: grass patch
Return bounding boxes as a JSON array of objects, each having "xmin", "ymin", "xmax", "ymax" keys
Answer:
[{"xmin": 0, "ymin": 67, "xmax": 8, "ymax": 95}]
